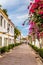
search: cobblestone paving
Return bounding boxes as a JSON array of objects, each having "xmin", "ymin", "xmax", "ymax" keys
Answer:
[{"xmin": 0, "ymin": 44, "xmax": 43, "ymax": 65}]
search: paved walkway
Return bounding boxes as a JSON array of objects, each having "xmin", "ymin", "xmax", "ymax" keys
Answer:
[{"xmin": 0, "ymin": 44, "xmax": 43, "ymax": 65}]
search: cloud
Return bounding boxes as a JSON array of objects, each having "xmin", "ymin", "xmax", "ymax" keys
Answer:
[
  {"xmin": 17, "ymin": 14, "xmax": 28, "ymax": 20},
  {"xmin": 0, "ymin": 0, "xmax": 29, "ymax": 15},
  {"xmin": 25, "ymin": 0, "xmax": 30, "ymax": 5},
  {"xmin": 15, "ymin": 5, "xmax": 27, "ymax": 13},
  {"xmin": 0, "ymin": 0, "xmax": 29, "ymax": 9},
  {"xmin": 0, "ymin": 0, "xmax": 30, "ymax": 36},
  {"xmin": 0, "ymin": 0, "xmax": 6, "ymax": 5},
  {"xmin": 0, "ymin": 0, "xmax": 19, "ymax": 7},
  {"xmin": 9, "ymin": 13, "xmax": 29, "ymax": 37},
  {"xmin": 9, "ymin": 13, "xmax": 28, "ymax": 27}
]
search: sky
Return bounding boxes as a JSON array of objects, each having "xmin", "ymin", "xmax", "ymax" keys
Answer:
[{"xmin": 0, "ymin": 0, "xmax": 31, "ymax": 37}]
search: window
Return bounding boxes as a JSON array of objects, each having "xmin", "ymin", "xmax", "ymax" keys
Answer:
[
  {"xmin": 11, "ymin": 26, "xmax": 13, "ymax": 33},
  {"xmin": 9, "ymin": 24, "xmax": 10, "ymax": 31},
  {"xmin": 7, "ymin": 23, "xmax": 10, "ymax": 32},
  {"xmin": 0, "ymin": 16, "xmax": 3, "ymax": 26},
  {"xmin": 11, "ymin": 26, "xmax": 12, "ymax": 32},
  {"xmin": 4, "ymin": 20, "xmax": 6, "ymax": 28},
  {"xmin": 4, "ymin": 38, "xmax": 7, "ymax": 46},
  {"xmin": 0, "ymin": 37, "xmax": 2, "ymax": 47}
]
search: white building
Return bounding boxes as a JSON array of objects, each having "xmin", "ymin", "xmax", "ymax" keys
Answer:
[{"xmin": 0, "ymin": 9, "xmax": 14, "ymax": 47}]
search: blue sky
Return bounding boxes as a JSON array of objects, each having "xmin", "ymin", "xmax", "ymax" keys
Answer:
[{"xmin": 0, "ymin": 0, "xmax": 31, "ymax": 36}]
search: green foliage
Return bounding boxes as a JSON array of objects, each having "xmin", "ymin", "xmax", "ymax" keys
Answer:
[
  {"xmin": 29, "ymin": 44, "xmax": 39, "ymax": 52},
  {"xmin": 0, "ymin": 5, "xmax": 2, "ymax": 8},
  {"xmin": 31, "ymin": 13, "xmax": 43, "ymax": 33},
  {"xmin": 29, "ymin": 44, "xmax": 43, "ymax": 58},
  {"xmin": 0, "ymin": 4, "xmax": 8, "ymax": 16},
  {"xmin": 38, "ymin": 48, "xmax": 43, "ymax": 58},
  {"xmin": 14, "ymin": 27, "xmax": 21, "ymax": 39},
  {"xmin": 0, "ymin": 43, "xmax": 22, "ymax": 54},
  {"xmin": 0, "ymin": 46, "xmax": 8, "ymax": 54},
  {"xmin": 8, "ymin": 44, "xmax": 15, "ymax": 50},
  {"xmin": 3, "ymin": 9, "xmax": 8, "ymax": 17}
]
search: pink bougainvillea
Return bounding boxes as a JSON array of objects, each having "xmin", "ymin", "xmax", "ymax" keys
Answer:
[
  {"xmin": 41, "ymin": 16, "xmax": 43, "ymax": 18},
  {"xmin": 27, "ymin": 0, "xmax": 43, "ymax": 40},
  {"xmin": 38, "ymin": 11, "xmax": 43, "ymax": 15},
  {"xmin": 28, "ymin": 0, "xmax": 43, "ymax": 14},
  {"xmin": 29, "ymin": 3, "xmax": 38, "ymax": 13},
  {"xmin": 40, "ymin": 4, "xmax": 43, "ymax": 8},
  {"xmin": 29, "ymin": 8, "xmax": 35, "ymax": 13},
  {"xmin": 35, "ymin": 0, "xmax": 40, "ymax": 3}
]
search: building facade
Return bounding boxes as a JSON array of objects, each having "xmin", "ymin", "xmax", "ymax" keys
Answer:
[{"xmin": 0, "ymin": 9, "xmax": 14, "ymax": 47}]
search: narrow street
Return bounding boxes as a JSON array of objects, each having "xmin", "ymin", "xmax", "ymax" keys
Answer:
[{"xmin": 0, "ymin": 44, "xmax": 42, "ymax": 65}]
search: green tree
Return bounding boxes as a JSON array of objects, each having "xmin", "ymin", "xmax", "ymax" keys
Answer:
[
  {"xmin": 0, "ymin": 4, "xmax": 2, "ymax": 8},
  {"xmin": 14, "ymin": 27, "xmax": 21, "ymax": 43},
  {"xmin": 3, "ymin": 9, "xmax": 8, "ymax": 17},
  {"xmin": 0, "ymin": 4, "xmax": 8, "ymax": 17}
]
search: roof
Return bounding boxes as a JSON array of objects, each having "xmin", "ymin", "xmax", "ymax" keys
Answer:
[
  {"xmin": 0, "ymin": 9, "xmax": 14, "ymax": 27},
  {"xmin": 8, "ymin": 19, "xmax": 14, "ymax": 26}
]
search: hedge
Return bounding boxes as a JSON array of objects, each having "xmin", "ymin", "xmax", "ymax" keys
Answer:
[
  {"xmin": 0, "ymin": 43, "xmax": 22, "ymax": 54},
  {"xmin": 38, "ymin": 48, "xmax": 43, "ymax": 58},
  {"xmin": 29, "ymin": 44, "xmax": 43, "ymax": 58}
]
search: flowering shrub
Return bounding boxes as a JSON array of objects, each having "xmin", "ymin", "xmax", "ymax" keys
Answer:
[{"xmin": 28, "ymin": 0, "xmax": 43, "ymax": 40}]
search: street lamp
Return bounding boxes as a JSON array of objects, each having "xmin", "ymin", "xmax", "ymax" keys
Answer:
[
  {"xmin": 22, "ymin": 16, "xmax": 30, "ymax": 26},
  {"xmin": 22, "ymin": 16, "xmax": 30, "ymax": 44}
]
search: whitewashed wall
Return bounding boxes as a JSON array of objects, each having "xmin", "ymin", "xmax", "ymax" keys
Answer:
[{"xmin": 0, "ymin": 12, "xmax": 14, "ymax": 47}]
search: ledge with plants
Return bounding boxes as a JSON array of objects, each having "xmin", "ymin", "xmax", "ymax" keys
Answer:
[{"xmin": 0, "ymin": 43, "xmax": 22, "ymax": 54}]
